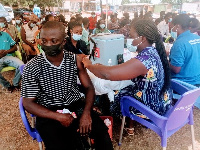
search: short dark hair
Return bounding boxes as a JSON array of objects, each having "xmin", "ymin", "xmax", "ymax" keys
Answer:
[
  {"xmin": 82, "ymin": 17, "xmax": 89, "ymax": 25},
  {"xmin": 58, "ymin": 14, "xmax": 65, "ymax": 23},
  {"xmin": 164, "ymin": 12, "xmax": 172, "ymax": 19},
  {"xmin": 45, "ymin": 14, "xmax": 54, "ymax": 21},
  {"xmin": 172, "ymin": 14, "xmax": 190, "ymax": 30},
  {"xmin": 42, "ymin": 21, "xmax": 65, "ymax": 39}
]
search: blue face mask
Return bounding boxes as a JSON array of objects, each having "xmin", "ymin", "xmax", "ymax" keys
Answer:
[
  {"xmin": 0, "ymin": 23, "xmax": 5, "ymax": 28},
  {"xmin": 30, "ymin": 23, "xmax": 36, "ymax": 28},
  {"xmin": 168, "ymin": 18, "xmax": 172, "ymax": 22},
  {"xmin": 171, "ymin": 26, "xmax": 177, "ymax": 40},
  {"xmin": 72, "ymin": 33, "xmax": 82, "ymax": 41},
  {"xmin": 126, "ymin": 39, "xmax": 137, "ymax": 52}
]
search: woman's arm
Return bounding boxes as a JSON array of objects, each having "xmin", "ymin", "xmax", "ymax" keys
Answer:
[{"xmin": 82, "ymin": 57, "xmax": 148, "ymax": 81}]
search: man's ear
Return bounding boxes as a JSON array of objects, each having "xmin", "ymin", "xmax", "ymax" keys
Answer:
[{"xmin": 62, "ymin": 39, "xmax": 66, "ymax": 45}]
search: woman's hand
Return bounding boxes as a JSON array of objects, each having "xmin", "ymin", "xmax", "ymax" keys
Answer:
[{"xmin": 82, "ymin": 57, "xmax": 92, "ymax": 68}]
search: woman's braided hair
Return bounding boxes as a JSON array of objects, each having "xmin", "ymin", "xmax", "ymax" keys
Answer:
[{"xmin": 132, "ymin": 19, "xmax": 171, "ymax": 94}]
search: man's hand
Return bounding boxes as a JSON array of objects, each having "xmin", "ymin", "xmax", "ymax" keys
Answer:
[
  {"xmin": 79, "ymin": 112, "xmax": 92, "ymax": 136},
  {"xmin": 0, "ymin": 50, "xmax": 7, "ymax": 58},
  {"xmin": 57, "ymin": 113, "xmax": 74, "ymax": 127}
]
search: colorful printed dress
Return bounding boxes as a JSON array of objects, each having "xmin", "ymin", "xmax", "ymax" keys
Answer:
[{"xmin": 111, "ymin": 47, "xmax": 172, "ymax": 118}]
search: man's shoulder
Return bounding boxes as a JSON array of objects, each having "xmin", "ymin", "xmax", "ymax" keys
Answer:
[{"xmin": 25, "ymin": 54, "xmax": 44, "ymax": 71}]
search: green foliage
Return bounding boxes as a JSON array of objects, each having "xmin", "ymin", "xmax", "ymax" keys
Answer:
[
  {"xmin": 121, "ymin": 0, "xmax": 131, "ymax": 5},
  {"xmin": 161, "ymin": 0, "xmax": 196, "ymax": 4},
  {"xmin": 1, "ymin": 0, "xmax": 63, "ymax": 8}
]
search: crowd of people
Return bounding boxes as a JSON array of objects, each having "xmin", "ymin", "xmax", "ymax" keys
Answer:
[{"xmin": 1, "ymin": 8, "xmax": 200, "ymax": 149}]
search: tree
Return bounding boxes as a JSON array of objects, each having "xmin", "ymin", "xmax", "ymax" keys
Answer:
[{"xmin": 121, "ymin": 0, "xmax": 131, "ymax": 5}]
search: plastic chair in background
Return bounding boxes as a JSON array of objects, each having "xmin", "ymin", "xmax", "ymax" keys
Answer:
[
  {"xmin": 119, "ymin": 79, "xmax": 200, "ymax": 150},
  {"xmin": 172, "ymin": 79, "xmax": 200, "ymax": 109},
  {"xmin": 0, "ymin": 51, "xmax": 23, "ymax": 73},
  {"xmin": 19, "ymin": 97, "xmax": 43, "ymax": 150}
]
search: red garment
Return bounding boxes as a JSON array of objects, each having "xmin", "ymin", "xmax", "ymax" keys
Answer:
[{"xmin": 88, "ymin": 16, "xmax": 97, "ymax": 30}]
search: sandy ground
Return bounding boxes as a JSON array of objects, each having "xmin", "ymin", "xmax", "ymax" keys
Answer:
[{"xmin": 1, "ymin": 71, "xmax": 200, "ymax": 150}]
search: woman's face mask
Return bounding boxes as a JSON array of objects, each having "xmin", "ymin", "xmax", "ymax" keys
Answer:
[
  {"xmin": 171, "ymin": 25, "xmax": 178, "ymax": 40},
  {"xmin": 30, "ymin": 23, "xmax": 36, "ymax": 28},
  {"xmin": 72, "ymin": 33, "xmax": 82, "ymax": 41},
  {"xmin": 100, "ymin": 24, "xmax": 105, "ymax": 29},
  {"xmin": 0, "ymin": 23, "xmax": 5, "ymax": 28},
  {"xmin": 15, "ymin": 20, "xmax": 21, "ymax": 24},
  {"xmin": 126, "ymin": 39, "xmax": 137, "ymax": 52}
]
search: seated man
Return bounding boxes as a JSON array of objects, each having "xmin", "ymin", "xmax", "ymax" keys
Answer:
[
  {"xmin": 21, "ymin": 21, "xmax": 113, "ymax": 150},
  {"xmin": 0, "ymin": 19, "xmax": 24, "ymax": 92}
]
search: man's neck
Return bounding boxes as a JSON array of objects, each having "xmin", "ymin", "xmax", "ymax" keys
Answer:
[{"xmin": 46, "ymin": 51, "xmax": 64, "ymax": 67}]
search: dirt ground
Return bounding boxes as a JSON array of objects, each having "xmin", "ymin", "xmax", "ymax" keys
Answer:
[{"xmin": 1, "ymin": 71, "xmax": 200, "ymax": 150}]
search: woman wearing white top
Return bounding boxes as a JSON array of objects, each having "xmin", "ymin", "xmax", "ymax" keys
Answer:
[{"xmin": 21, "ymin": 14, "xmax": 39, "ymax": 61}]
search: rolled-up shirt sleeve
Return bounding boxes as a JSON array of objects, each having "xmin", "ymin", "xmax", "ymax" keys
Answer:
[{"xmin": 21, "ymin": 66, "xmax": 40, "ymax": 98}]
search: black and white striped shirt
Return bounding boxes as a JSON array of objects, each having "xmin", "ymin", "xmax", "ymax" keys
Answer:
[{"xmin": 21, "ymin": 51, "xmax": 81, "ymax": 108}]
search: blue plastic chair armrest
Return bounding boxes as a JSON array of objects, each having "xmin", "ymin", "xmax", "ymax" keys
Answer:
[{"xmin": 121, "ymin": 96, "xmax": 168, "ymax": 127}]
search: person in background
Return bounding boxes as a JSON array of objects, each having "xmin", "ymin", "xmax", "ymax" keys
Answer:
[
  {"xmin": 21, "ymin": 21, "xmax": 113, "ymax": 150},
  {"xmin": 64, "ymin": 21, "xmax": 89, "ymax": 55},
  {"xmin": 188, "ymin": 18, "xmax": 200, "ymax": 35},
  {"xmin": 143, "ymin": 11, "xmax": 153, "ymax": 20},
  {"xmin": 88, "ymin": 12, "xmax": 97, "ymax": 34},
  {"xmin": 94, "ymin": 19, "xmax": 110, "ymax": 34},
  {"xmin": 108, "ymin": 14, "xmax": 120, "ymax": 33},
  {"xmin": 76, "ymin": 16, "xmax": 83, "ymax": 25},
  {"xmin": 44, "ymin": 14, "xmax": 54, "ymax": 23},
  {"xmin": 0, "ymin": 20, "xmax": 24, "ymax": 92},
  {"xmin": 120, "ymin": 12, "xmax": 130, "ymax": 28},
  {"xmin": 134, "ymin": 12, "xmax": 138, "ymax": 19},
  {"xmin": 21, "ymin": 14, "xmax": 39, "ymax": 61},
  {"xmin": 155, "ymin": 18, "xmax": 162, "ymax": 26},
  {"xmin": 33, "ymin": 4, "xmax": 41, "ymax": 18},
  {"xmin": 81, "ymin": 17, "xmax": 90, "ymax": 46},
  {"xmin": 15, "ymin": 14, "xmax": 23, "ymax": 32},
  {"xmin": 1, "ymin": 17, "xmax": 18, "ymax": 42},
  {"xmin": 157, "ymin": 12, "xmax": 172, "ymax": 41},
  {"xmin": 82, "ymin": 19, "xmax": 172, "ymax": 135},
  {"xmin": 70, "ymin": 16, "xmax": 76, "ymax": 22},
  {"xmin": 169, "ymin": 14, "xmax": 200, "ymax": 86}
]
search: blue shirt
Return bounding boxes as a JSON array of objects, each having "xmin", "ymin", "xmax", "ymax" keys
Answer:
[
  {"xmin": 169, "ymin": 30, "xmax": 200, "ymax": 85},
  {"xmin": 0, "ymin": 32, "xmax": 16, "ymax": 56}
]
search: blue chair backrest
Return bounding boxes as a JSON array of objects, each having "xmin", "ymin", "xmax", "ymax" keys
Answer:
[
  {"xmin": 165, "ymin": 80, "xmax": 200, "ymax": 130},
  {"xmin": 19, "ymin": 97, "xmax": 42, "ymax": 141},
  {"xmin": 20, "ymin": 64, "xmax": 25, "ymax": 75}
]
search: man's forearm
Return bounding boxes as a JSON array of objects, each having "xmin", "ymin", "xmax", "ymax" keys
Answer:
[
  {"xmin": 6, "ymin": 45, "xmax": 17, "ymax": 54},
  {"xmin": 83, "ymin": 86, "xmax": 95, "ymax": 113}
]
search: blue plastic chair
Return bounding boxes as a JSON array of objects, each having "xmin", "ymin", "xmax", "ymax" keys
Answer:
[
  {"xmin": 19, "ymin": 97, "xmax": 43, "ymax": 150},
  {"xmin": 172, "ymin": 79, "xmax": 200, "ymax": 109},
  {"xmin": 119, "ymin": 79, "xmax": 200, "ymax": 150},
  {"xmin": 19, "ymin": 64, "xmax": 42, "ymax": 149}
]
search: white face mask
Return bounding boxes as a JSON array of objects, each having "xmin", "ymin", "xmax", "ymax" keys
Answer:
[
  {"xmin": 131, "ymin": 36, "xmax": 143, "ymax": 51},
  {"xmin": 30, "ymin": 23, "xmax": 36, "ymax": 28},
  {"xmin": 126, "ymin": 39, "xmax": 137, "ymax": 52},
  {"xmin": 92, "ymin": 15, "xmax": 96, "ymax": 18},
  {"xmin": 100, "ymin": 24, "xmax": 105, "ymax": 29},
  {"xmin": 0, "ymin": 23, "xmax": 5, "ymax": 28},
  {"xmin": 16, "ymin": 20, "xmax": 21, "ymax": 24},
  {"xmin": 72, "ymin": 33, "xmax": 82, "ymax": 41},
  {"xmin": 36, "ymin": 22, "xmax": 41, "ymax": 26}
]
